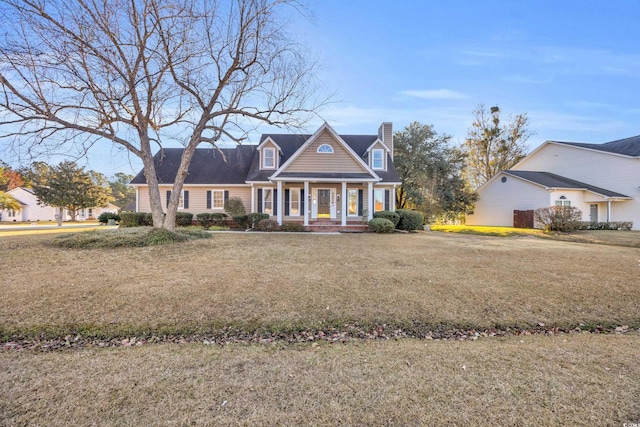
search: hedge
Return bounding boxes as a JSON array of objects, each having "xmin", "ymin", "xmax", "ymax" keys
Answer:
[
  {"xmin": 368, "ymin": 217, "xmax": 395, "ymax": 233},
  {"xmin": 396, "ymin": 209, "xmax": 424, "ymax": 231},
  {"xmin": 373, "ymin": 210, "xmax": 400, "ymax": 228}
]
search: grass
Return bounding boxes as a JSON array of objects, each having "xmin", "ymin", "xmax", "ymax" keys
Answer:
[
  {"xmin": 432, "ymin": 224, "xmax": 640, "ymax": 247},
  {"xmin": 1, "ymin": 232, "xmax": 639, "ymax": 340},
  {"xmin": 3, "ymin": 231, "xmax": 640, "ymax": 425},
  {"xmin": 2, "ymin": 334, "xmax": 639, "ymax": 426}
]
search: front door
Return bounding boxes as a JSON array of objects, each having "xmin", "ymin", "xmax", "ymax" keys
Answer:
[
  {"xmin": 317, "ymin": 189, "xmax": 331, "ymax": 218},
  {"xmin": 590, "ymin": 204, "xmax": 598, "ymax": 223}
]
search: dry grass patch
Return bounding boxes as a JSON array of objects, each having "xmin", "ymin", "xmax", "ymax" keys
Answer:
[
  {"xmin": 432, "ymin": 225, "xmax": 640, "ymax": 248},
  {"xmin": 1, "ymin": 232, "xmax": 639, "ymax": 339},
  {"xmin": 1, "ymin": 333, "xmax": 639, "ymax": 426}
]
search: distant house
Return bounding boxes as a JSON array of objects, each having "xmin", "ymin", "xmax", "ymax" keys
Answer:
[
  {"xmin": 0, "ymin": 187, "xmax": 118, "ymax": 222},
  {"xmin": 466, "ymin": 135, "xmax": 640, "ymax": 230},
  {"xmin": 130, "ymin": 122, "xmax": 402, "ymax": 230}
]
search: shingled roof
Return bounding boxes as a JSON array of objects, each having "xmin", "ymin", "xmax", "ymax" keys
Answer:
[
  {"xmin": 130, "ymin": 146, "xmax": 257, "ymax": 185},
  {"xmin": 504, "ymin": 170, "xmax": 630, "ymax": 198},
  {"xmin": 131, "ymin": 132, "xmax": 402, "ymax": 185},
  {"xmin": 553, "ymin": 135, "xmax": 640, "ymax": 157}
]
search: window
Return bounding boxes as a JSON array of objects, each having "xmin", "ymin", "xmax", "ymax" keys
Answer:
[
  {"xmin": 178, "ymin": 190, "xmax": 185, "ymax": 209},
  {"xmin": 317, "ymin": 144, "xmax": 334, "ymax": 153},
  {"xmin": 372, "ymin": 149, "xmax": 384, "ymax": 169},
  {"xmin": 555, "ymin": 196, "xmax": 570, "ymax": 207},
  {"xmin": 211, "ymin": 190, "xmax": 224, "ymax": 209},
  {"xmin": 8, "ymin": 209, "xmax": 16, "ymax": 218},
  {"xmin": 263, "ymin": 147, "xmax": 276, "ymax": 169},
  {"xmin": 263, "ymin": 188, "xmax": 273, "ymax": 215},
  {"xmin": 290, "ymin": 189, "xmax": 300, "ymax": 216},
  {"xmin": 374, "ymin": 189, "xmax": 384, "ymax": 212},
  {"xmin": 348, "ymin": 189, "xmax": 358, "ymax": 216}
]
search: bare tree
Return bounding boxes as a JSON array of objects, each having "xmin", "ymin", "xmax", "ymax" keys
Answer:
[
  {"xmin": 0, "ymin": 0, "xmax": 321, "ymax": 230},
  {"xmin": 462, "ymin": 105, "xmax": 532, "ymax": 189}
]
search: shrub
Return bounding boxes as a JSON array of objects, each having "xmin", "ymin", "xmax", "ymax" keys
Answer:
[
  {"xmin": 98, "ymin": 211, "xmax": 120, "ymax": 224},
  {"xmin": 232, "ymin": 214, "xmax": 251, "ymax": 229},
  {"xmin": 256, "ymin": 218, "xmax": 280, "ymax": 231},
  {"xmin": 119, "ymin": 211, "xmax": 151, "ymax": 227},
  {"xmin": 196, "ymin": 212, "xmax": 227, "ymax": 229},
  {"xmin": 534, "ymin": 206, "xmax": 582, "ymax": 232},
  {"xmin": 368, "ymin": 217, "xmax": 395, "ymax": 233},
  {"xmin": 175, "ymin": 212, "xmax": 194, "ymax": 227},
  {"xmin": 577, "ymin": 221, "xmax": 633, "ymax": 231},
  {"xmin": 280, "ymin": 223, "xmax": 305, "ymax": 232},
  {"xmin": 248, "ymin": 212, "xmax": 270, "ymax": 227},
  {"xmin": 396, "ymin": 209, "xmax": 424, "ymax": 231},
  {"xmin": 224, "ymin": 197, "xmax": 246, "ymax": 216},
  {"xmin": 373, "ymin": 210, "xmax": 400, "ymax": 228}
]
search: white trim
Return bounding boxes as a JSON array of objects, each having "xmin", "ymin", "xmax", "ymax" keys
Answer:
[
  {"xmin": 271, "ymin": 122, "xmax": 380, "ymax": 180},
  {"xmin": 288, "ymin": 187, "xmax": 302, "ymax": 217},
  {"xmin": 303, "ymin": 181, "xmax": 309, "ymax": 226},
  {"xmin": 270, "ymin": 176, "xmax": 379, "ymax": 183},
  {"xmin": 262, "ymin": 188, "xmax": 274, "ymax": 216},
  {"xmin": 317, "ymin": 143, "xmax": 334, "ymax": 153},
  {"xmin": 211, "ymin": 189, "xmax": 225, "ymax": 209},
  {"xmin": 341, "ymin": 182, "xmax": 347, "ymax": 226},
  {"xmin": 371, "ymin": 149, "xmax": 385, "ymax": 170},
  {"xmin": 347, "ymin": 188, "xmax": 359, "ymax": 217},
  {"xmin": 276, "ymin": 181, "xmax": 283, "ymax": 225},
  {"xmin": 256, "ymin": 136, "xmax": 282, "ymax": 153},
  {"xmin": 365, "ymin": 138, "xmax": 391, "ymax": 153},
  {"xmin": 262, "ymin": 147, "xmax": 277, "ymax": 169}
]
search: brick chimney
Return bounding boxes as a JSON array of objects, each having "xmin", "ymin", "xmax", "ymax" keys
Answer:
[{"xmin": 377, "ymin": 122, "xmax": 393, "ymax": 160}]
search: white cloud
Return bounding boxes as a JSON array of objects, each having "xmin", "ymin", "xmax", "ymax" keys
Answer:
[{"xmin": 400, "ymin": 89, "xmax": 469, "ymax": 100}]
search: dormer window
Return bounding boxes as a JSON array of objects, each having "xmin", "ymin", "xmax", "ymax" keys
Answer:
[
  {"xmin": 317, "ymin": 144, "xmax": 334, "ymax": 153},
  {"xmin": 372, "ymin": 149, "xmax": 384, "ymax": 169},
  {"xmin": 263, "ymin": 147, "xmax": 276, "ymax": 169}
]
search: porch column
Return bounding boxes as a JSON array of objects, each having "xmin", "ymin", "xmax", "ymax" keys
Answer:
[
  {"xmin": 367, "ymin": 182, "xmax": 373, "ymax": 220},
  {"xmin": 391, "ymin": 184, "xmax": 396, "ymax": 212},
  {"xmin": 276, "ymin": 180, "xmax": 283, "ymax": 225},
  {"xmin": 341, "ymin": 181, "xmax": 347, "ymax": 226},
  {"xmin": 304, "ymin": 181, "xmax": 309, "ymax": 226},
  {"xmin": 250, "ymin": 183, "xmax": 255, "ymax": 213},
  {"xmin": 607, "ymin": 200, "xmax": 611, "ymax": 222}
]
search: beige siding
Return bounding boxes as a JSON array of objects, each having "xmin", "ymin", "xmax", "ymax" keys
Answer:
[
  {"xmin": 136, "ymin": 185, "xmax": 252, "ymax": 215},
  {"xmin": 285, "ymin": 129, "xmax": 368, "ymax": 174}
]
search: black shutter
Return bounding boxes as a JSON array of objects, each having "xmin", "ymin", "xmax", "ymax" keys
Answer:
[
  {"xmin": 224, "ymin": 191, "xmax": 229, "ymax": 202},
  {"xmin": 273, "ymin": 189, "xmax": 277, "ymax": 216},
  {"xmin": 166, "ymin": 190, "xmax": 171, "ymax": 208},
  {"xmin": 301, "ymin": 189, "xmax": 305, "ymax": 215},
  {"xmin": 257, "ymin": 189, "xmax": 263, "ymax": 213},
  {"xmin": 358, "ymin": 189, "xmax": 363, "ymax": 216},
  {"xmin": 384, "ymin": 190, "xmax": 390, "ymax": 211},
  {"xmin": 184, "ymin": 191, "xmax": 189, "ymax": 209},
  {"xmin": 284, "ymin": 189, "xmax": 290, "ymax": 216},
  {"xmin": 206, "ymin": 191, "xmax": 211, "ymax": 209}
]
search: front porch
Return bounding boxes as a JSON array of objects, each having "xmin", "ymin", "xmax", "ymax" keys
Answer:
[{"xmin": 250, "ymin": 179, "xmax": 396, "ymax": 230}]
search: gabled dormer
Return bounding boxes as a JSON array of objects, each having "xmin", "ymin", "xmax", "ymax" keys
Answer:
[
  {"xmin": 366, "ymin": 139, "xmax": 391, "ymax": 171},
  {"xmin": 257, "ymin": 137, "xmax": 281, "ymax": 170}
]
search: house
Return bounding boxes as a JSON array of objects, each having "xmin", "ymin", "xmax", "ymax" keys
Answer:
[
  {"xmin": 466, "ymin": 135, "xmax": 640, "ymax": 230},
  {"xmin": 130, "ymin": 122, "xmax": 402, "ymax": 230},
  {"xmin": 0, "ymin": 187, "xmax": 118, "ymax": 222}
]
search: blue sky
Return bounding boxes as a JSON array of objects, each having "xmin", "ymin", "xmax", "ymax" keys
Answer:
[{"xmin": 4, "ymin": 0, "xmax": 640, "ymax": 176}]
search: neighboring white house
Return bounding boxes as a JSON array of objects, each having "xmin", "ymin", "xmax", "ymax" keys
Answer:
[
  {"xmin": 466, "ymin": 135, "xmax": 640, "ymax": 230},
  {"xmin": 0, "ymin": 187, "xmax": 118, "ymax": 222}
]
